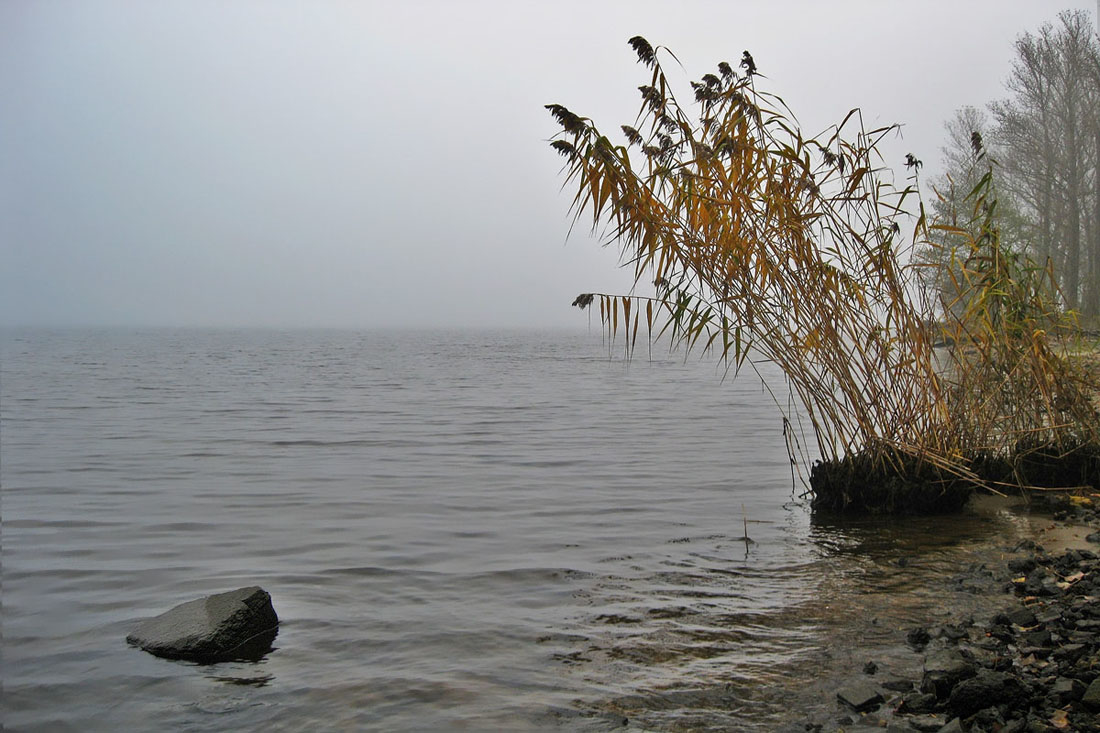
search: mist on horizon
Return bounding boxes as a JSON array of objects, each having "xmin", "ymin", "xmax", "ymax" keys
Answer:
[{"xmin": 3, "ymin": 1, "xmax": 1095, "ymax": 329}]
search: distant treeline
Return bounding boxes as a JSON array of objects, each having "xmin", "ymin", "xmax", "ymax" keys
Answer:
[{"xmin": 926, "ymin": 10, "xmax": 1100, "ymax": 322}]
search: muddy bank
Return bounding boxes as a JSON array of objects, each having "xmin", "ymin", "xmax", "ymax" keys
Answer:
[{"xmin": 792, "ymin": 494, "xmax": 1100, "ymax": 733}]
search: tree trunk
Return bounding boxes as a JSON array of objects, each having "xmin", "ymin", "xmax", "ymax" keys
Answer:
[
  {"xmin": 1066, "ymin": 121, "xmax": 1081, "ymax": 310},
  {"xmin": 1088, "ymin": 122, "xmax": 1100, "ymax": 319}
]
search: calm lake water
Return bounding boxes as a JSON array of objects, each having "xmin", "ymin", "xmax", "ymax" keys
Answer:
[{"xmin": 0, "ymin": 328, "xmax": 1060, "ymax": 731}]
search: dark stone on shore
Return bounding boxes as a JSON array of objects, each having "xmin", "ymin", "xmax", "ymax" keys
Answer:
[
  {"xmin": 921, "ymin": 649, "xmax": 976, "ymax": 699},
  {"xmin": 1051, "ymin": 676, "xmax": 1084, "ymax": 703},
  {"xmin": 946, "ymin": 669, "xmax": 1021, "ymax": 717},
  {"xmin": 1020, "ymin": 628, "xmax": 1052, "ymax": 646},
  {"xmin": 1085, "ymin": 531, "xmax": 1100, "ymax": 543},
  {"xmin": 1007, "ymin": 606, "xmax": 1038, "ymax": 627},
  {"xmin": 1036, "ymin": 608, "xmax": 1063, "ymax": 625},
  {"xmin": 898, "ymin": 692, "xmax": 938, "ymax": 714},
  {"xmin": 937, "ymin": 718, "xmax": 964, "ymax": 733},
  {"xmin": 971, "ymin": 706, "xmax": 1008, "ymax": 730},
  {"xmin": 1054, "ymin": 642, "xmax": 1088, "ymax": 663},
  {"xmin": 1084, "ymin": 677, "xmax": 1100, "ymax": 708},
  {"xmin": 905, "ymin": 715, "xmax": 946, "ymax": 732},
  {"xmin": 1008, "ymin": 556, "xmax": 1038, "ymax": 574},
  {"xmin": 126, "ymin": 586, "xmax": 278, "ymax": 663},
  {"xmin": 836, "ymin": 683, "xmax": 883, "ymax": 712},
  {"xmin": 862, "ymin": 660, "xmax": 878, "ymax": 675},
  {"xmin": 1020, "ymin": 567, "xmax": 1060, "ymax": 596}
]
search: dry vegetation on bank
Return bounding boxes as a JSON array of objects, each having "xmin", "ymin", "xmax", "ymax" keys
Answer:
[{"xmin": 547, "ymin": 38, "xmax": 1100, "ymax": 512}]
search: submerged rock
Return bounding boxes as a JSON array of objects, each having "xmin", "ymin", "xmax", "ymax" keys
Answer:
[
  {"xmin": 127, "ymin": 586, "xmax": 278, "ymax": 663},
  {"xmin": 906, "ymin": 626, "xmax": 931, "ymax": 649},
  {"xmin": 835, "ymin": 683, "xmax": 883, "ymax": 712}
]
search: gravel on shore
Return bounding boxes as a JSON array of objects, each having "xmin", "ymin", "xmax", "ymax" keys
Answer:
[{"xmin": 801, "ymin": 494, "xmax": 1100, "ymax": 733}]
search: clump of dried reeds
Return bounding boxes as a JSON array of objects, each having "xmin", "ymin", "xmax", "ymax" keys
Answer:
[
  {"xmin": 924, "ymin": 154, "xmax": 1100, "ymax": 497},
  {"xmin": 547, "ymin": 38, "xmax": 1099, "ymax": 512}
]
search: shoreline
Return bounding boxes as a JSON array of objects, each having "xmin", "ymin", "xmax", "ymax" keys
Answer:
[{"xmin": 791, "ymin": 494, "xmax": 1100, "ymax": 733}]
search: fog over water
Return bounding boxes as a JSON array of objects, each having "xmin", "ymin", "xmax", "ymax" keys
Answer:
[{"xmin": 3, "ymin": 1, "xmax": 1096, "ymax": 329}]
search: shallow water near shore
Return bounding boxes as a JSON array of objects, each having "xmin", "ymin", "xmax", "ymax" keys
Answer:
[{"xmin": 0, "ymin": 328, "xmax": 1077, "ymax": 731}]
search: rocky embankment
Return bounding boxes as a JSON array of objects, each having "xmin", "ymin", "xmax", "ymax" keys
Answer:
[{"xmin": 809, "ymin": 497, "xmax": 1100, "ymax": 733}]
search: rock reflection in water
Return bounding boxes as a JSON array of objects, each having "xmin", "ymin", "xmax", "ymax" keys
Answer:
[{"xmin": 210, "ymin": 674, "xmax": 276, "ymax": 688}]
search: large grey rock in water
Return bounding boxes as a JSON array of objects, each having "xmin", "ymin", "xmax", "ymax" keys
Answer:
[{"xmin": 127, "ymin": 586, "xmax": 278, "ymax": 663}]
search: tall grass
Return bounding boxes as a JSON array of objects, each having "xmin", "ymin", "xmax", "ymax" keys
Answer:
[
  {"xmin": 927, "ymin": 161, "xmax": 1100, "ymax": 494},
  {"xmin": 547, "ymin": 38, "xmax": 1099, "ymax": 511}
]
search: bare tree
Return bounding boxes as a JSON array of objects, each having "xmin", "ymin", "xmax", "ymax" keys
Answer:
[
  {"xmin": 933, "ymin": 107, "xmax": 990, "ymax": 220},
  {"xmin": 1087, "ymin": 3, "xmax": 1100, "ymax": 319},
  {"xmin": 989, "ymin": 10, "xmax": 1100, "ymax": 318},
  {"xmin": 921, "ymin": 108, "xmax": 1031, "ymax": 317}
]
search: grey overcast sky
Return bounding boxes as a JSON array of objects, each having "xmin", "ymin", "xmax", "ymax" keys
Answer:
[{"xmin": 2, "ymin": 1, "xmax": 1096, "ymax": 329}]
